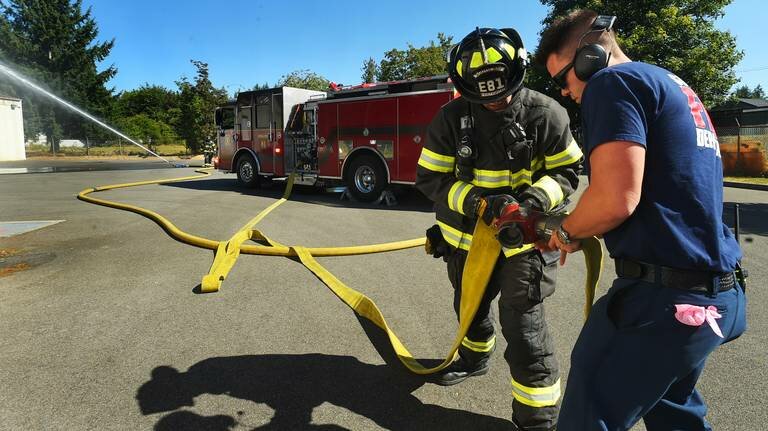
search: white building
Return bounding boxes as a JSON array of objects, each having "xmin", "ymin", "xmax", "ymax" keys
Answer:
[
  {"xmin": 0, "ymin": 96, "xmax": 25, "ymax": 161},
  {"xmin": 59, "ymin": 139, "xmax": 85, "ymax": 148}
]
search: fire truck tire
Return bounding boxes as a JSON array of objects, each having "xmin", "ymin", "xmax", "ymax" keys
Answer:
[
  {"xmin": 236, "ymin": 155, "xmax": 260, "ymax": 188},
  {"xmin": 345, "ymin": 154, "xmax": 388, "ymax": 202}
]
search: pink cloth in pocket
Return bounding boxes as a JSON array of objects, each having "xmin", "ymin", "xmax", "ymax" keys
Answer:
[{"xmin": 674, "ymin": 304, "xmax": 723, "ymax": 338}]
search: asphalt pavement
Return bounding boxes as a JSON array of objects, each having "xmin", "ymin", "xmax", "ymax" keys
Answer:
[{"xmin": 1, "ymin": 159, "xmax": 766, "ymax": 430}]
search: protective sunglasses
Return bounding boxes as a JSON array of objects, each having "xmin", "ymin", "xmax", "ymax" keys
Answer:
[{"xmin": 552, "ymin": 61, "xmax": 574, "ymax": 89}]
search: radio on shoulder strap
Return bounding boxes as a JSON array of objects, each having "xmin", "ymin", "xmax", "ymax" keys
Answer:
[{"xmin": 456, "ymin": 112, "xmax": 476, "ymax": 182}]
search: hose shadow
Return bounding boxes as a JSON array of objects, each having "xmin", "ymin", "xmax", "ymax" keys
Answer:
[
  {"xmin": 137, "ymin": 316, "xmax": 509, "ymax": 430},
  {"xmin": 160, "ymin": 177, "xmax": 435, "ymax": 213},
  {"xmin": 723, "ymin": 202, "xmax": 768, "ymax": 238}
]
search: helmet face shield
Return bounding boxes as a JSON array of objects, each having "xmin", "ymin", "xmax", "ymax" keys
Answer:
[{"xmin": 448, "ymin": 27, "xmax": 527, "ymax": 104}]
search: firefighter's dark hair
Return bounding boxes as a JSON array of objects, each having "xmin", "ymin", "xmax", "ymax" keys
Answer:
[{"xmin": 535, "ymin": 9, "xmax": 601, "ymax": 69}]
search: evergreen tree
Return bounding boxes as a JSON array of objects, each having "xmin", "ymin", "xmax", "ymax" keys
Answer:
[
  {"xmin": 360, "ymin": 57, "xmax": 378, "ymax": 83},
  {"xmin": 176, "ymin": 60, "xmax": 227, "ymax": 154},
  {"xmin": 532, "ymin": 0, "xmax": 743, "ymax": 108},
  {"xmin": 0, "ymin": 0, "xmax": 116, "ymax": 150},
  {"xmin": 733, "ymin": 84, "xmax": 765, "ymax": 99}
]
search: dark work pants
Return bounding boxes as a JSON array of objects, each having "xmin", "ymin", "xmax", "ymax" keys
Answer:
[
  {"xmin": 558, "ymin": 278, "xmax": 747, "ymax": 430},
  {"xmin": 447, "ymin": 249, "xmax": 560, "ymax": 431}
]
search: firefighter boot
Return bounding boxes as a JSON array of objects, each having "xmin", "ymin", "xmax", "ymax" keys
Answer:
[
  {"xmin": 509, "ymin": 417, "xmax": 556, "ymax": 431},
  {"xmin": 433, "ymin": 336, "xmax": 496, "ymax": 386}
]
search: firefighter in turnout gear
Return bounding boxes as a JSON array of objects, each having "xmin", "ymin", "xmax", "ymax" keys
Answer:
[{"xmin": 416, "ymin": 27, "xmax": 582, "ymax": 430}]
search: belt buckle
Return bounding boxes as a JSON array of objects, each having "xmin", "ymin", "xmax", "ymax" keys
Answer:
[{"xmin": 619, "ymin": 259, "xmax": 645, "ymax": 278}]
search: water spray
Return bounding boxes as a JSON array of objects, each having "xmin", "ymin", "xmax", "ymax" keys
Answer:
[{"xmin": 0, "ymin": 61, "xmax": 187, "ymax": 167}]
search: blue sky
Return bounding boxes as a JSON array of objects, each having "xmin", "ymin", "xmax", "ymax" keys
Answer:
[{"xmin": 82, "ymin": 0, "xmax": 766, "ymax": 96}]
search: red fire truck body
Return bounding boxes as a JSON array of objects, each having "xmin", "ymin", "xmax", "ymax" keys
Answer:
[{"xmin": 214, "ymin": 75, "xmax": 455, "ymax": 201}]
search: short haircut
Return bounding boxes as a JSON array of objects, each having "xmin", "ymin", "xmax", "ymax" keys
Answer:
[{"xmin": 535, "ymin": 9, "xmax": 603, "ymax": 69}]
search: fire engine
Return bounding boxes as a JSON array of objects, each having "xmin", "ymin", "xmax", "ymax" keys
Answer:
[{"xmin": 213, "ymin": 75, "xmax": 456, "ymax": 201}]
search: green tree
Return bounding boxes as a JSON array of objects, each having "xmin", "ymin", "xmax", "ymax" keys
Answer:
[
  {"xmin": 277, "ymin": 69, "xmax": 330, "ymax": 91},
  {"xmin": 733, "ymin": 84, "xmax": 765, "ymax": 99},
  {"xmin": 375, "ymin": 33, "xmax": 454, "ymax": 82},
  {"xmin": 114, "ymin": 114, "xmax": 177, "ymax": 148},
  {"xmin": 115, "ymin": 84, "xmax": 180, "ymax": 130},
  {"xmin": 176, "ymin": 60, "xmax": 227, "ymax": 154},
  {"xmin": 533, "ymin": 0, "xmax": 742, "ymax": 108},
  {"xmin": 0, "ymin": 0, "xmax": 116, "ymax": 151},
  {"xmin": 360, "ymin": 57, "xmax": 378, "ymax": 83}
]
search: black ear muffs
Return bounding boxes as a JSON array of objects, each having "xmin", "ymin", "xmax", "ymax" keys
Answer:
[{"xmin": 573, "ymin": 43, "xmax": 608, "ymax": 81}]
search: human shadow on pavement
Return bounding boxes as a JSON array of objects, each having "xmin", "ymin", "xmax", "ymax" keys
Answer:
[
  {"xmin": 723, "ymin": 202, "xmax": 768, "ymax": 238},
  {"xmin": 137, "ymin": 354, "xmax": 510, "ymax": 430},
  {"xmin": 137, "ymin": 316, "xmax": 510, "ymax": 430}
]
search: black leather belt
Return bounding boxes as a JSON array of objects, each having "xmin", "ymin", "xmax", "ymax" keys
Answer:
[{"xmin": 614, "ymin": 258, "xmax": 735, "ymax": 294}]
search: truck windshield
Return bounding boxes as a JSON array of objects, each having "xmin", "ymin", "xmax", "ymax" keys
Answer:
[
  {"xmin": 220, "ymin": 107, "xmax": 234, "ymax": 129},
  {"xmin": 287, "ymin": 104, "xmax": 315, "ymax": 135}
]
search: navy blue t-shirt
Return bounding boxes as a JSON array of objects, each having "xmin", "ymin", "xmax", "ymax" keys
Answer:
[{"xmin": 581, "ymin": 62, "xmax": 741, "ymax": 272}]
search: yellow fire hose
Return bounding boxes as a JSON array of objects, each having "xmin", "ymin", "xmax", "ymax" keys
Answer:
[{"xmin": 77, "ymin": 168, "xmax": 603, "ymax": 374}]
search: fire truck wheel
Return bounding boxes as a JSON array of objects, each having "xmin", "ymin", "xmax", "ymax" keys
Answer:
[
  {"xmin": 236, "ymin": 155, "xmax": 260, "ymax": 188},
  {"xmin": 346, "ymin": 154, "xmax": 388, "ymax": 202}
]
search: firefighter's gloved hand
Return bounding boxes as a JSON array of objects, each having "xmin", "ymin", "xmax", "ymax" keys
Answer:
[
  {"xmin": 425, "ymin": 224, "xmax": 450, "ymax": 261},
  {"xmin": 480, "ymin": 194, "xmax": 517, "ymax": 226},
  {"xmin": 520, "ymin": 197, "xmax": 543, "ymax": 212}
]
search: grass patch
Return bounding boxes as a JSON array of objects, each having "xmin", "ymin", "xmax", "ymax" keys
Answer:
[
  {"xmin": 25, "ymin": 143, "xmax": 191, "ymax": 157},
  {"xmin": 724, "ymin": 176, "xmax": 768, "ymax": 185}
]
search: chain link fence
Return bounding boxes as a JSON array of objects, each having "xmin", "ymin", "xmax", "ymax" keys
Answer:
[{"xmin": 717, "ymin": 125, "xmax": 768, "ymax": 177}]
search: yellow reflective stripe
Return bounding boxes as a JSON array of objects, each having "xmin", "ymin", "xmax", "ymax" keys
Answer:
[
  {"xmin": 532, "ymin": 175, "xmax": 565, "ymax": 211},
  {"xmin": 545, "ymin": 139, "xmax": 583, "ymax": 169},
  {"xmin": 532, "ymin": 157, "xmax": 544, "ymax": 173},
  {"xmin": 417, "ymin": 158, "xmax": 453, "ymax": 173},
  {"xmin": 462, "ymin": 335, "xmax": 496, "ymax": 352},
  {"xmin": 422, "ymin": 147, "xmax": 455, "ymax": 163},
  {"xmin": 418, "ymin": 148, "xmax": 455, "ymax": 173},
  {"xmin": 511, "ymin": 378, "xmax": 561, "ymax": 408},
  {"xmin": 509, "ymin": 169, "xmax": 533, "ymax": 189},
  {"xmin": 437, "ymin": 221, "xmax": 533, "ymax": 258},
  {"xmin": 437, "ymin": 221, "xmax": 472, "ymax": 251},
  {"xmin": 468, "ymin": 168, "xmax": 535, "ymax": 189},
  {"xmin": 502, "ymin": 243, "xmax": 535, "ymax": 257},
  {"xmin": 471, "ymin": 168, "xmax": 510, "ymax": 188},
  {"xmin": 448, "ymin": 181, "xmax": 475, "ymax": 215}
]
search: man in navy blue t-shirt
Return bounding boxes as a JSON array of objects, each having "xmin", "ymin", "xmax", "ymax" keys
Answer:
[{"xmin": 536, "ymin": 9, "xmax": 747, "ymax": 430}]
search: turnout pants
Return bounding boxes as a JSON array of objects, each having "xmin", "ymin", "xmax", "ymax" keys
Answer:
[
  {"xmin": 447, "ymin": 249, "xmax": 560, "ymax": 430},
  {"xmin": 558, "ymin": 277, "xmax": 747, "ymax": 430}
]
